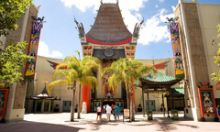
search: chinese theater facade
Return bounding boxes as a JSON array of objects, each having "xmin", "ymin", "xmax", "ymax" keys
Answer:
[{"xmin": 75, "ymin": 2, "xmax": 143, "ymax": 112}]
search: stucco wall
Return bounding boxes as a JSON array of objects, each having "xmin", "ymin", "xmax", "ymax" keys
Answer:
[{"xmin": 197, "ymin": 4, "xmax": 220, "ymax": 97}]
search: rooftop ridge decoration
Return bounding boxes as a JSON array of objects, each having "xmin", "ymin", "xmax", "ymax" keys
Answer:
[{"xmin": 74, "ymin": 18, "xmax": 85, "ymax": 38}]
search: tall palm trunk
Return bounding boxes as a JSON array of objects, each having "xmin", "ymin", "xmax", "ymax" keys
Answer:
[
  {"xmin": 129, "ymin": 87, "xmax": 135, "ymax": 121},
  {"xmin": 128, "ymin": 91, "xmax": 133, "ymax": 122},
  {"xmin": 70, "ymin": 88, "xmax": 76, "ymax": 121},
  {"xmin": 131, "ymin": 81, "xmax": 135, "ymax": 121},
  {"xmin": 77, "ymin": 83, "xmax": 81, "ymax": 119}
]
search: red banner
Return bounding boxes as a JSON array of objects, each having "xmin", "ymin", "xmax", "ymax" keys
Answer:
[{"xmin": 198, "ymin": 86, "xmax": 216, "ymax": 120}]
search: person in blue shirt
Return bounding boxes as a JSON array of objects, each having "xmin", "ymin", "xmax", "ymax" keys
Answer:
[
  {"xmin": 114, "ymin": 105, "xmax": 121, "ymax": 120},
  {"xmin": 217, "ymin": 105, "xmax": 220, "ymax": 120}
]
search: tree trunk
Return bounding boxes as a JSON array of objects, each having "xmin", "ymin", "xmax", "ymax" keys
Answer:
[
  {"xmin": 131, "ymin": 82, "xmax": 135, "ymax": 121},
  {"xmin": 77, "ymin": 83, "xmax": 81, "ymax": 119},
  {"xmin": 129, "ymin": 92, "xmax": 133, "ymax": 122},
  {"xmin": 131, "ymin": 97, "xmax": 135, "ymax": 121},
  {"xmin": 129, "ymin": 92, "xmax": 135, "ymax": 121},
  {"xmin": 70, "ymin": 89, "xmax": 76, "ymax": 121}
]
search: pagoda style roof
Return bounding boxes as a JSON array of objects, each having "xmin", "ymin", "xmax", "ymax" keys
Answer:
[
  {"xmin": 153, "ymin": 61, "xmax": 168, "ymax": 70},
  {"xmin": 86, "ymin": 3, "xmax": 132, "ymax": 45},
  {"xmin": 145, "ymin": 72, "xmax": 175, "ymax": 82},
  {"xmin": 31, "ymin": 84, "xmax": 55, "ymax": 100},
  {"xmin": 48, "ymin": 60, "xmax": 58, "ymax": 69},
  {"xmin": 139, "ymin": 72, "xmax": 183, "ymax": 90}
]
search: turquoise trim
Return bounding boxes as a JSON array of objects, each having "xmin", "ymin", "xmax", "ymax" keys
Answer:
[{"xmin": 144, "ymin": 72, "xmax": 175, "ymax": 82}]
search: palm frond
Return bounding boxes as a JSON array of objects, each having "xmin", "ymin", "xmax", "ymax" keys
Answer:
[
  {"xmin": 81, "ymin": 76, "xmax": 97, "ymax": 87},
  {"xmin": 56, "ymin": 63, "xmax": 68, "ymax": 69},
  {"xmin": 108, "ymin": 74, "xmax": 121, "ymax": 92}
]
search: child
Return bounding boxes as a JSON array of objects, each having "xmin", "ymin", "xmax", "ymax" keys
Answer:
[{"xmin": 96, "ymin": 105, "xmax": 102, "ymax": 121}]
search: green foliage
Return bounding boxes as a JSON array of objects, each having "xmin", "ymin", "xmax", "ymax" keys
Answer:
[
  {"xmin": 0, "ymin": 41, "xmax": 30, "ymax": 87},
  {"xmin": 49, "ymin": 56, "xmax": 100, "ymax": 93},
  {"xmin": 103, "ymin": 58, "xmax": 154, "ymax": 121},
  {"xmin": 212, "ymin": 24, "xmax": 220, "ymax": 81},
  {"xmin": 0, "ymin": 0, "xmax": 32, "ymax": 35},
  {"xmin": 48, "ymin": 55, "xmax": 100, "ymax": 120},
  {"xmin": 104, "ymin": 58, "xmax": 153, "ymax": 93}
]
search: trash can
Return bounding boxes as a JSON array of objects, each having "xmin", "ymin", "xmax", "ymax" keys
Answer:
[
  {"xmin": 171, "ymin": 110, "xmax": 179, "ymax": 120},
  {"xmin": 147, "ymin": 111, "xmax": 153, "ymax": 120}
]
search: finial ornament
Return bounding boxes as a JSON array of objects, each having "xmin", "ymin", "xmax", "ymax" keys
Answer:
[
  {"xmin": 32, "ymin": 16, "xmax": 45, "ymax": 23},
  {"xmin": 74, "ymin": 17, "xmax": 85, "ymax": 37},
  {"xmin": 117, "ymin": 0, "xmax": 119, "ymax": 4},
  {"xmin": 133, "ymin": 17, "xmax": 144, "ymax": 38},
  {"xmin": 101, "ymin": 0, "xmax": 103, "ymax": 4}
]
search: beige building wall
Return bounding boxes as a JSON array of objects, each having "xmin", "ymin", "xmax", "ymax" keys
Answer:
[
  {"xmin": 34, "ymin": 56, "xmax": 80, "ymax": 112},
  {"xmin": 197, "ymin": 4, "xmax": 220, "ymax": 98}
]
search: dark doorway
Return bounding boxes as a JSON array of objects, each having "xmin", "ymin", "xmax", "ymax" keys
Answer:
[{"xmin": 102, "ymin": 101, "xmax": 115, "ymax": 106}]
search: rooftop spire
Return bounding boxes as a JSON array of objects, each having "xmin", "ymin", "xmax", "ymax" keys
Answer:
[{"xmin": 86, "ymin": 2, "xmax": 132, "ymax": 44}]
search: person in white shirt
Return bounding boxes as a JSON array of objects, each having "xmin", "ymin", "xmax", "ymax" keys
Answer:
[
  {"xmin": 105, "ymin": 104, "xmax": 112, "ymax": 121},
  {"xmin": 96, "ymin": 105, "xmax": 102, "ymax": 121}
]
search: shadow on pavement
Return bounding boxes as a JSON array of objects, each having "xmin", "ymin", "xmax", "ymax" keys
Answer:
[
  {"xmin": 82, "ymin": 120, "xmax": 119, "ymax": 131},
  {"xmin": 0, "ymin": 121, "xmax": 83, "ymax": 132},
  {"xmin": 155, "ymin": 118, "xmax": 198, "ymax": 131}
]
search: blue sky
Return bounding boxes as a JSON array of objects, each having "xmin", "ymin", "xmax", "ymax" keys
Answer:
[{"xmin": 34, "ymin": 0, "xmax": 220, "ymax": 59}]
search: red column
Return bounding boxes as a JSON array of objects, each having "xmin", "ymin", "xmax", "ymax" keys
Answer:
[{"xmin": 81, "ymin": 84, "xmax": 91, "ymax": 112}]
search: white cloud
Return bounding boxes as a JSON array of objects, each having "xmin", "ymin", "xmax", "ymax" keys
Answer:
[
  {"xmin": 60, "ymin": 0, "xmax": 148, "ymax": 12},
  {"xmin": 171, "ymin": 6, "xmax": 176, "ymax": 12},
  {"xmin": 139, "ymin": 9, "xmax": 173, "ymax": 45},
  {"xmin": 38, "ymin": 41, "xmax": 64, "ymax": 58},
  {"xmin": 60, "ymin": 0, "xmax": 174, "ymax": 45}
]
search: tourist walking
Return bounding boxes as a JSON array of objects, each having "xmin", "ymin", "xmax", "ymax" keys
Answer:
[
  {"xmin": 96, "ymin": 105, "xmax": 102, "ymax": 121},
  {"xmin": 114, "ymin": 105, "xmax": 121, "ymax": 120},
  {"xmin": 106, "ymin": 104, "xmax": 112, "ymax": 121}
]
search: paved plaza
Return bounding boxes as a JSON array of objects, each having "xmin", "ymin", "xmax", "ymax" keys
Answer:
[{"xmin": 0, "ymin": 113, "xmax": 219, "ymax": 132}]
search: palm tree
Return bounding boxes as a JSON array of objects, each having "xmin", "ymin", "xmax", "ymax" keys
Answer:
[
  {"xmin": 49, "ymin": 56, "xmax": 100, "ymax": 121},
  {"xmin": 103, "ymin": 58, "xmax": 153, "ymax": 121}
]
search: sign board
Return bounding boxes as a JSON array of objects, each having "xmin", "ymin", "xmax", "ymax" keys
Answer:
[
  {"xmin": 123, "ymin": 109, "xmax": 130, "ymax": 122},
  {"xmin": 124, "ymin": 109, "xmax": 129, "ymax": 117},
  {"xmin": 198, "ymin": 86, "xmax": 216, "ymax": 120}
]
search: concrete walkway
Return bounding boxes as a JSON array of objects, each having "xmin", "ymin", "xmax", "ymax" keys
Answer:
[{"xmin": 0, "ymin": 113, "xmax": 219, "ymax": 132}]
